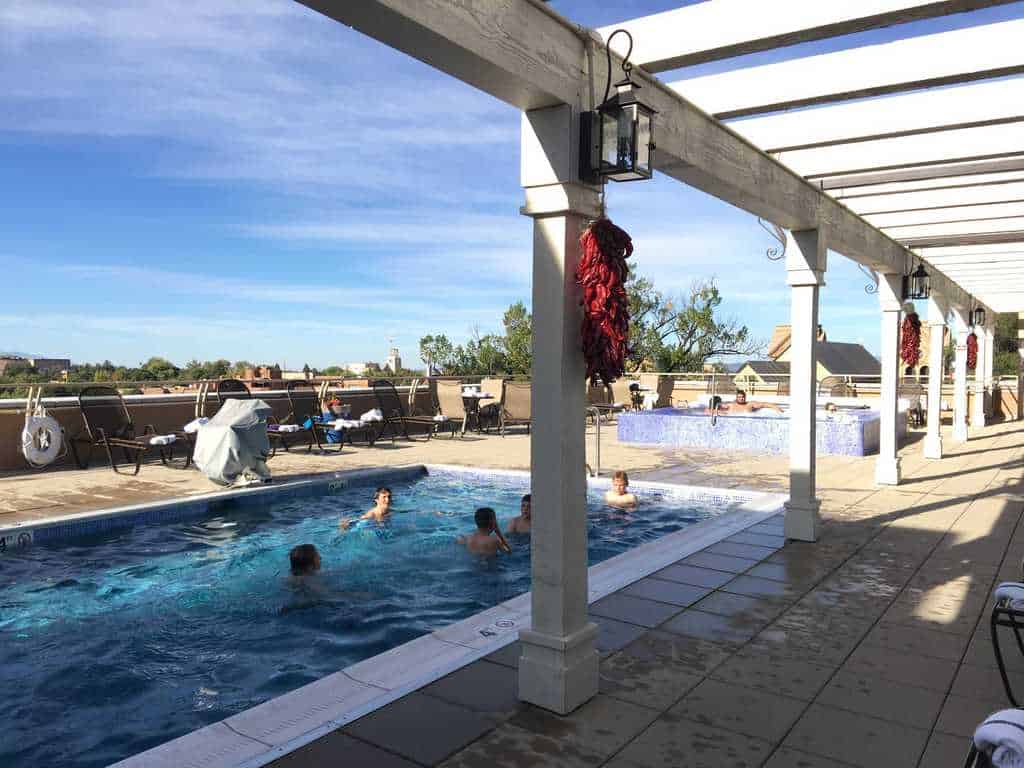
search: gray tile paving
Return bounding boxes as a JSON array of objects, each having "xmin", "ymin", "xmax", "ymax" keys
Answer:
[
  {"xmin": 842, "ymin": 643, "xmax": 960, "ymax": 693},
  {"xmin": 705, "ymin": 540, "xmax": 779, "ymax": 561},
  {"xmin": 608, "ymin": 715, "xmax": 774, "ymax": 768},
  {"xmin": 421, "ymin": 659, "xmax": 522, "ymax": 720},
  {"xmin": 343, "ymin": 692, "xmax": 495, "ymax": 765},
  {"xmin": 660, "ymin": 609, "xmax": 762, "ymax": 645},
  {"xmin": 269, "ymin": 732, "xmax": 421, "ymax": 768},
  {"xmin": 814, "ymin": 667, "xmax": 946, "ymax": 729},
  {"xmin": 589, "ymin": 593, "xmax": 683, "ymax": 628},
  {"xmin": 681, "ymin": 551, "xmax": 759, "ymax": 573},
  {"xmin": 620, "ymin": 577, "xmax": 711, "ymax": 607},
  {"xmin": 649, "ymin": 562, "xmax": 735, "ymax": 589},
  {"xmin": 710, "ymin": 647, "xmax": 837, "ymax": 701},
  {"xmin": 670, "ymin": 678, "xmax": 806, "ymax": 742},
  {"xmin": 594, "ymin": 616, "xmax": 650, "ymax": 653}
]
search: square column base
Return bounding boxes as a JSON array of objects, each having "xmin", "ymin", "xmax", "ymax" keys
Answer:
[
  {"xmin": 875, "ymin": 456, "xmax": 902, "ymax": 486},
  {"xmin": 518, "ymin": 622, "xmax": 599, "ymax": 715},
  {"xmin": 953, "ymin": 424, "xmax": 969, "ymax": 443},
  {"xmin": 924, "ymin": 433, "xmax": 943, "ymax": 460},
  {"xmin": 784, "ymin": 498, "xmax": 821, "ymax": 542}
]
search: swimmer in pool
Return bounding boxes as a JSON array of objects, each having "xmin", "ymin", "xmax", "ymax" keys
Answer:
[
  {"xmin": 289, "ymin": 543, "xmax": 321, "ymax": 576},
  {"xmin": 605, "ymin": 470, "xmax": 638, "ymax": 508},
  {"xmin": 458, "ymin": 507, "xmax": 511, "ymax": 555},
  {"xmin": 719, "ymin": 389, "xmax": 782, "ymax": 414},
  {"xmin": 340, "ymin": 487, "xmax": 392, "ymax": 529},
  {"xmin": 506, "ymin": 494, "xmax": 531, "ymax": 535}
]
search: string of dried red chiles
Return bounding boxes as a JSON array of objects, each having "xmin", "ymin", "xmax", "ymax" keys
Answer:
[{"xmin": 577, "ymin": 217, "xmax": 632, "ymax": 385}]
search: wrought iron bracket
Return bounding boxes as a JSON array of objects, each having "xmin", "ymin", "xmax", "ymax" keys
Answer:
[{"xmin": 757, "ymin": 218, "xmax": 787, "ymax": 261}]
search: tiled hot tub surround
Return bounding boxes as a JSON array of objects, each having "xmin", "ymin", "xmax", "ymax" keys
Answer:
[
  {"xmin": 94, "ymin": 464, "xmax": 784, "ymax": 768},
  {"xmin": 618, "ymin": 407, "xmax": 907, "ymax": 456}
]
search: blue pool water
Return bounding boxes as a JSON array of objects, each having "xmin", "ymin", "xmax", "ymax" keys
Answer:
[{"xmin": 0, "ymin": 469, "xmax": 737, "ymax": 768}]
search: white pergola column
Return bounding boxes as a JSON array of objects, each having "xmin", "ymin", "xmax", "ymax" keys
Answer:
[
  {"xmin": 984, "ymin": 319, "xmax": 995, "ymax": 420},
  {"xmin": 924, "ymin": 293, "xmax": 948, "ymax": 459},
  {"xmin": 784, "ymin": 229, "xmax": 825, "ymax": 542},
  {"xmin": 952, "ymin": 306, "xmax": 970, "ymax": 443},
  {"xmin": 1018, "ymin": 313, "xmax": 1024, "ymax": 421},
  {"xmin": 875, "ymin": 273, "xmax": 902, "ymax": 485},
  {"xmin": 517, "ymin": 104, "xmax": 599, "ymax": 715},
  {"xmin": 972, "ymin": 315, "xmax": 988, "ymax": 428}
]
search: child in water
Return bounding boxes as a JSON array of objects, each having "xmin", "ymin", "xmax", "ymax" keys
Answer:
[
  {"xmin": 458, "ymin": 507, "xmax": 512, "ymax": 555},
  {"xmin": 605, "ymin": 470, "xmax": 638, "ymax": 508},
  {"xmin": 340, "ymin": 487, "xmax": 392, "ymax": 529},
  {"xmin": 506, "ymin": 494, "xmax": 531, "ymax": 534}
]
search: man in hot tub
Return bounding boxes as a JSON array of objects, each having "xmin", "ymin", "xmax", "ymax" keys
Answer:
[{"xmin": 719, "ymin": 389, "xmax": 782, "ymax": 414}]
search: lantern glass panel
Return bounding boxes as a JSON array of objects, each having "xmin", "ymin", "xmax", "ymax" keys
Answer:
[
  {"xmin": 636, "ymin": 110, "xmax": 652, "ymax": 177},
  {"xmin": 599, "ymin": 109, "xmax": 624, "ymax": 174}
]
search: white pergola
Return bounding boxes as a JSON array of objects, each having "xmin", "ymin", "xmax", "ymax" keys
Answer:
[{"xmin": 301, "ymin": 0, "xmax": 1024, "ymax": 715}]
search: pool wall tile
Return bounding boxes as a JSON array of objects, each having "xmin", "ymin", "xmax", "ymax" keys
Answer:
[{"xmin": 617, "ymin": 407, "xmax": 907, "ymax": 456}]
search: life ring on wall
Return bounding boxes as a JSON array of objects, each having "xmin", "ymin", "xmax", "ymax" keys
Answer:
[{"xmin": 21, "ymin": 414, "xmax": 63, "ymax": 468}]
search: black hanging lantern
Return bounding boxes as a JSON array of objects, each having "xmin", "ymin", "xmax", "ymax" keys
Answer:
[
  {"xmin": 972, "ymin": 306, "xmax": 986, "ymax": 327},
  {"xmin": 581, "ymin": 29, "xmax": 656, "ymax": 184},
  {"xmin": 904, "ymin": 262, "xmax": 930, "ymax": 300}
]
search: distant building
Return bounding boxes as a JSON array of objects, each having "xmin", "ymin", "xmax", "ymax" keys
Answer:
[
  {"xmin": 737, "ymin": 324, "xmax": 879, "ymax": 388},
  {"xmin": 900, "ymin": 322, "xmax": 945, "ymax": 380},
  {"xmin": 242, "ymin": 364, "xmax": 282, "ymax": 381},
  {"xmin": 385, "ymin": 347, "xmax": 402, "ymax": 373},
  {"xmin": 346, "ymin": 362, "xmax": 374, "ymax": 376},
  {"xmin": 0, "ymin": 356, "xmax": 71, "ymax": 377}
]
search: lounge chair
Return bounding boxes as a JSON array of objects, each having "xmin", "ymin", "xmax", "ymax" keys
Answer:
[
  {"xmin": 281, "ymin": 382, "xmax": 334, "ymax": 453},
  {"xmin": 435, "ymin": 380, "xmax": 470, "ymax": 437},
  {"xmin": 498, "ymin": 381, "xmax": 531, "ymax": 435},
  {"xmin": 371, "ymin": 379, "xmax": 445, "ymax": 442},
  {"xmin": 70, "ymin": 386, "xmax": 190, "ymax": 475},
  {"xmin": 964, "ymin": 708, "xmax": 1024, "ymax": 767},
  {"xmin": 588, "ymin": 382, "xmax": 625, "ymax": 423},
  {"xmin": 640, "ymin": 373, "xmax": 675, "ymax": 408},
  {"xmin": 989, "ymin": 582, "xmax": 1024, "ymax": 707},
  {"xmin": 478, "ymin": 377, "xmax": 504, "ymax": 429}
]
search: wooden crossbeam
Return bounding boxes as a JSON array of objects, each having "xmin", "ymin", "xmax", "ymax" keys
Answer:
[
  {"xmin": 902, "ymin": 230, "xmax": 1024, "ymax": 247},
  {"xmin": 298, "ymin": 0, "xmax": 977, "ymax": 309},
  {"xmin": 731, "ymin": 77, "xmax": 1024, "ymax": 152},
  {"xmin": 846, "ymin": 181, "xmax": 1024, "ymax": 214},
  {"xmin": 777, "ymin": 122, "xmax": 1024, "ymax": 178},
  {"xmin": 819, "ymin": 157, "xmax": 1024, "ymax": 190},
  {"xmin": 833, "ymin": 169, "xmax": 1024, "ymax": 200},
  {"xmin": 866, "ymin": 201, "xmax": 1024, "ymax": 228},
  {"xmin": 598, "ymin": 1, "xmax": 1017, "ymax": 73},
  {"xmin": 886, "ymin": 216, "xmax": 1024, "ymax": 240},
  {"xmin": 669, "ymin": 18, "xmax": 1024, "ymax": 118}
]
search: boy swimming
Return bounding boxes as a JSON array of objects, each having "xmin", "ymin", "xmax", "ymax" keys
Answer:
[
  {"xmin": 289, "ymin": 543, "xmax": 321, "ymax": 576},
  {"xmin": 506, "ymin": 494, "xmax": 531, "ymax": 534},
  {"xmin": 605, "ymin": 470, "xmax": 638, "ymax": 508},
  {"xmin": 340, "ymin": 487, "xmax": 392, "ymax": 529},
  {"xmin": 458, "ymin": 507, "xmax": 512, "ymax": 555}
]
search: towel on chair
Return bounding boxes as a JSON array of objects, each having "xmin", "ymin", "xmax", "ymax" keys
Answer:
[
  {"xmin": 268, "ymin": 424, "xmax": 302, "ymax": 433},
  {"xmin": 183, "ymin": 417, "xmax": 209, "ymax": 434},
  {"xmin": 996, "ymin": 583, "xmax": 1024, "ymax": 612},
  {"xmin": 432, "ymin": 414, "xmax": 449, "ymax": 422},
  {"xmin": 360, "ymin": 408, "xmax": 383, "ymax": 423},
  {"xmin": 148, "ymin": 434, "xmax": 178, "ymax": 446},
  {"xmin": 975, "ymin": 709, "xmax": 1024, "ymax": 768}
]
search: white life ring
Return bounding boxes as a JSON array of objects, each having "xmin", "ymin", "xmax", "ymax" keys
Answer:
[{"xmin": 21, "ymin": 414, "xmax": 63, "ymax": 468}]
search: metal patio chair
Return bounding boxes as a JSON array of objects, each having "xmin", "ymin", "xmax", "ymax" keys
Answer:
[
  {"xmin": 498, "ymin": 381, "xmax": 532, "ymax": 435},
  {"xmin": 282, "ymin": 382, "xmax": 331, "ymax": 453},
  {"xmin": 990, "ymin": 583, "xmax": 1024, "ymax": 707},
  {"xmin": 435, "ymin": 380, "xmax": 469, "ymax": 437},
  {"xmin": 371, "ymin": 379, "xmax": 444, "ymax": 442},
  {"xmin": 70, "ymin": 386, "xmax": 190, "ymax": 475}
]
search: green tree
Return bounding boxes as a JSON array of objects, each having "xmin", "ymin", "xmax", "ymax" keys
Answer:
[
  {"xmin": 419, "ymin": 334, "xmax": 456, "ymax": 375},
  {"xmin": 502, "ymin": 301, "xmax": 532, "ymax": 375},
  {"xmin": 627, "ymin": 275, "xmax": 761, "ymax": 372},
  {"xmin": 140, "ymin": 357, "xmax": 179, "ymax": 381},
  {"xmin": 994, "ymin": 312, "xmax": 1020, "ymax": 377}
]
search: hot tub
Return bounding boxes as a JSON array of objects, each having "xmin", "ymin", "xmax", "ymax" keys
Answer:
[{"xmin": 617, "ymin": 406, "xmax": 906, "ymax": 456}]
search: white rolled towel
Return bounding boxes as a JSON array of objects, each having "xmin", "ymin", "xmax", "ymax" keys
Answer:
[
  {"xmin": 995, "ymin": 583, "xmax": 1024, "ymax": 612},
  {"xmin": 149, "ymin": 434, "xmax": 178, "ymax": 446},
  {"xmin": 270, "ymin": 424, "xmax": 302, "ymax": 433},
  {"xmin": 183, "ymin": 417, "xmax": 209, "ymax": 434},
  {"xmin": 334, "ymin": 419, "xmax": 365, "ymax": 429},
  {"xmin": 360, "ymin": 408, "xmax": 384, "ymax": 422},
  {"xmin": 432, "ymin": 414, "xmax": 449, "ymax": 422},
  {"xmin": 975, "ymin": 709, "xmax": 1024, "ymax": 768}
]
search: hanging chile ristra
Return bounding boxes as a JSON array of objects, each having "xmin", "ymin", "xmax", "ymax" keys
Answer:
[
  {"xmin": 577, "ymin": 217, "xmax": 632, "ymax": 385},
  {"xmin": 967, "ymin": 332, "xmax": 978, "ymax": 370},
  {"xmin": 900, "ymin": 310, "xmax": 922, "ymax": 367}
]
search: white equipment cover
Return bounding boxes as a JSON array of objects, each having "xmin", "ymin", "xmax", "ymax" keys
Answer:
[
  {"xmin": 192, "ymin": 399, "xmax": 273, "ymax": 486},
  {"xmin": 21, "ymin": 413, "xmax": 62, "ymax": 468}
]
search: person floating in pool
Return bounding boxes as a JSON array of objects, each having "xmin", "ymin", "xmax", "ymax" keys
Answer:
[
  {"xmin": 506, "ymin": 493, "xmax": 531, "ymax": 535},
  {"xmin": 340, "ymin": 487, "xmax": 392, "ymax": 529},
  {"xmin": 605, "ymin": 470, "xmax": 638, "ymax": 508},
  {"xmin": 288, "ymin": 543, "xmax": 321, "ymax": 577},
  {"xmin": 718, "ymin": 389, "xmax": 782, "ymax": 414},
  {"xmin": 458, "ymin": 507, "xmax": 512, "ymax": 555}
]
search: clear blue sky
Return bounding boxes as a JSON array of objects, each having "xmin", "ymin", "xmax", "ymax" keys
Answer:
[{"xmin": 3, "ymin": 0, "xmax": 1021, "ymax": 369}]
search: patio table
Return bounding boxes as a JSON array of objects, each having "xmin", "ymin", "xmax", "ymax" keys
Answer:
[{"xmin": 460, "ymin": 390, "xmax": 494, "ymax": 434}]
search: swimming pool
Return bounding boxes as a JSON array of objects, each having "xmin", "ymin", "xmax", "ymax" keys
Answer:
[{"xmin": 0, "ymin": 466, "xmax": 749, "ymax": 768}]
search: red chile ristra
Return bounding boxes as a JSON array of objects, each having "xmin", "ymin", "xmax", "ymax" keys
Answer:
[{"xmin": 577, "ymin": 217, "xmax": 632, "ymax": 386}]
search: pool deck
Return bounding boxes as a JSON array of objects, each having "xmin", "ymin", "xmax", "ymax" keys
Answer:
[{"xmin": 4, "ymin": 419, "xmax": 1024, "ymax": 767}]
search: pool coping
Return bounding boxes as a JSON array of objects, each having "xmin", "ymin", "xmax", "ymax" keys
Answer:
[{"xmin": 99, "ymin": 465, "xmax": 785, "ymax": 768}]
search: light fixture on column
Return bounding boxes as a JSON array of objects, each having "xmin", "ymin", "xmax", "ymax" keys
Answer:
[
  {"xmin": 972, "ymin": 305, "xmax": 986, "ymax": 327},
  {"xmin": 580, "ymin": 29, "xmax": 656, "ymax": 184},
  {"xmin": 902, "ymin": 261, "xmax": 931, "ymax": 300}
]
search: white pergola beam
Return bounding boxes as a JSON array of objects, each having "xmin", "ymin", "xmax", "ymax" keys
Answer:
[
  {"xmin": 298, "ymin": 0, "xmax": 977, "ymax": 312},
  {"xmin": 887, "ymin": 216, "xmax": 1024, "ymax": 240},
  {"xmin": 821, "ymin": 157, "xmax": 1024, "ymax": 191},
  {"xmin": 847, "ymin": 182, "xmax": 1024, "ymax": 215},
  {"xmin": 779, "ymin": 123, "xmax": 1024, "ymax": 179},
  {"xmin": 901, "ymin": 230, "xmax": 1024, "ymax": 247},
  {"xmin": 866, "ymin": 201, "xmax": 1024, "ymax": 227},
  {"xmin": 669, "ymin": 18, "xmax": 1024, "ymax": 118},
  {"xmin": 917, "ymin": 242, "xmax": 1024, "ymax": 257},
  {"xmin": 834, "ymin": 169, "xmax": 1024, "ymax": 200},
  {"xmin": 598, "ymin": 0, "xmax": 1016, "ymax": 73},
  {"xmin": 732, "ymin": 77, "xmax": 1024, "ymax": 152}
]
